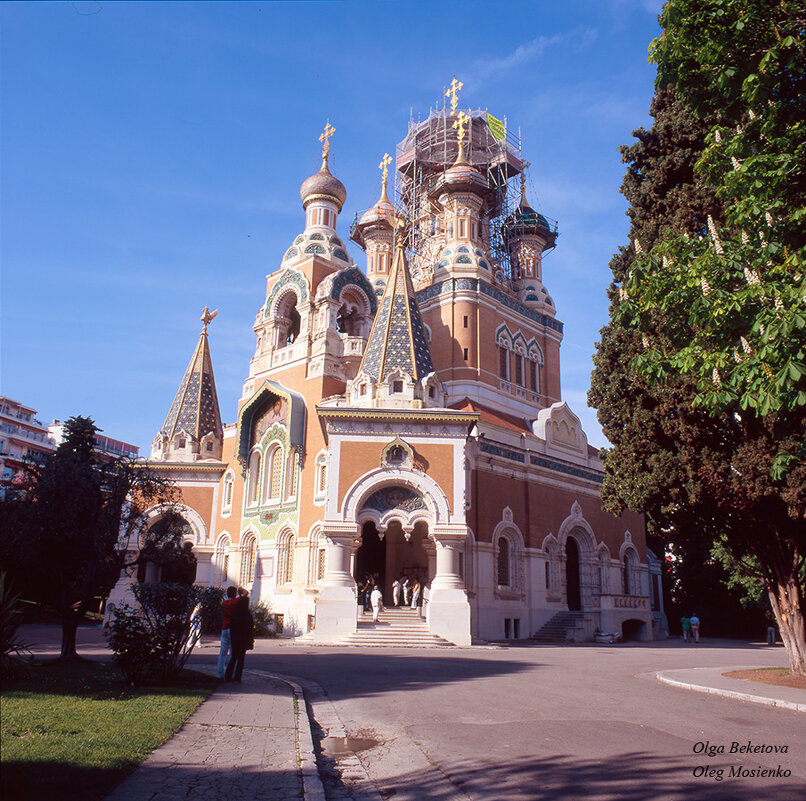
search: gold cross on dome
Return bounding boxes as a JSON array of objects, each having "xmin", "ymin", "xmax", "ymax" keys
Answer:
[
  {"xmin": 319, "ymin": 121, "xmax": 336, "ymax": 158},
  {"xmin": 453, "ymin": 110, "xmax": 470, "ymax": 144},
  {"xmin": 445, "ymin": 77, "xmax": 463, "ymax": 113},
  {"xmin": 200, "ymin": 306, "xmax": 218, "ymax": 334},
  {"xmin": 520, "ymin": 160, "xmax": 531, "ymax": 201},
  {"xmin": 379, "ymin": 153, "xmax": 392, "ymax": 183}
]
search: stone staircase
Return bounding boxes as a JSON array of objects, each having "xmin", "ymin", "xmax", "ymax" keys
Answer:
[
  {"xmin": 531, "ymin": 610, "xmax": 586, "ymax": 642},
  {"xmin": 302, "ymin": 606, "xmax": 455, "ymax": 647}
]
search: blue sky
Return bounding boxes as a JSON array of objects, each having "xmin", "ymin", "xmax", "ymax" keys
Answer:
[{"xmin": 2, "ymin": 0, "xmax": 663, "ymax": 452}]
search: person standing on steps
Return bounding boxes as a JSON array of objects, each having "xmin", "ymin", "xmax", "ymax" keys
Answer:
[
  {"xmin": 410, "ymin": 578, "xmax": 421, "ymax": 609},
  {"xmin": 392, "ymin": 576, "xmax": 401, "ymax": 607},
  {"xmin": 217, "ymin": 586, "xmax": 238, "ymax": 679},
  {"xmin": 370, "ymin": 584, "xmax": 383, "ymax": 623},
  {"xmin": 225, "ymin": 588, "xmax": 254, "ymax": 683},
  {"xmin": 402, "ymin": 576, "xmax": 411, "ymax": 606}
]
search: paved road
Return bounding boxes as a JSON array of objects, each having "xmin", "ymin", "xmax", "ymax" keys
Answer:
[
  {"xmin": 20, "ymin": 626, "xmax": 806, "ymax": 800},
  {"xmin": 238, "ymin": 640, "xmax": 804, "ymax": 801}
]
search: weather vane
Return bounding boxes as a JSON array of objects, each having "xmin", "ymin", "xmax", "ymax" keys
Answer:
[
  {"xmin": 319, "ymin": 121, "xmax": 335, "ymax": 160},
  {"xmin": 200, "ymin": 306, "xmax": 218, "ymax": 334},
  {"xmin": 445, "ymin": 77, "xmax": 463, "ymax": 114}
]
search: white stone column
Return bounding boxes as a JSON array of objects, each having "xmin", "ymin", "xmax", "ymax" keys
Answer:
[
  {"xmin": 312, "ymin": 526, "xmax": 359, "ymax": 642},
  {"xmin": 427, "ymin": 527, "xmax": 472, "ymax": 646}
]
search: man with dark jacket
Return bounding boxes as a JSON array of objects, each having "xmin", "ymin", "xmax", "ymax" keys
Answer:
[{"xmin": 225, "ymin": 589, "xmax": 254, "ymax": 683}]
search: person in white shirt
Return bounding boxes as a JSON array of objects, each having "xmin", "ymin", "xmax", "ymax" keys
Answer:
[
  {"xmin": 370, "ymin": 585, "xmax": 383, "ymax": 622},
  {"xmin": 392, "ymin": 577, "xmax": 401, "ymax": 607},
  {"xmin": 402, "ymin": 577, "xmax": 411, "ymax": 606}
]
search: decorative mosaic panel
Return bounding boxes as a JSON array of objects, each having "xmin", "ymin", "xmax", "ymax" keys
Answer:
[
  {"xmin": 361, "ymin": 486, "xmax": 426, "ymax": 513},
  {"xmin": 330, "ymin": 267, "xmax": 378, "ymax": 314}
]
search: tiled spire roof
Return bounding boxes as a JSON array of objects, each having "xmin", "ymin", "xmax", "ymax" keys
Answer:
[
  {"xmin": 359, "ymin": 237, "xmax": 435, "ymax": 383},
  {"xmin": 160, "ymin": 314, "xmax": 223, "ymax": 444}
]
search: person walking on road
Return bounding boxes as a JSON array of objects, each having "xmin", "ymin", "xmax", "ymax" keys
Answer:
[
  {"xmin": 680, "ymin": 615, "xmax": 691, "ymax": 643},
  {"xmin": 225, "ymin": 589, "xmax": 254, "ymax": 683},
  {"xmin": 689, "ymin": 614, "xmax": 700, "ymax": 644},
  {"xmin": 370, "ymin": 585, "xmax": 383, "ymax": 622},
  {"xmin": 217, "ymin": 586, "xmax": 238, "ymax": 679}
]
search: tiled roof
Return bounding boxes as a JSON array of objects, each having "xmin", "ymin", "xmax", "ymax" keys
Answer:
[
  {"xmin": 160, "ymin": 329, "xmax": 223, "ymax": 442},
  {"xmin": 359, "ymin": 243, "xmax": 434, "ymax": 382}
]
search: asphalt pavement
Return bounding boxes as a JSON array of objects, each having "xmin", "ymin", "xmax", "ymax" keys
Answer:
[{"xmin": 17, "ymin": 625, "xmax": 806, "ymax": 800}]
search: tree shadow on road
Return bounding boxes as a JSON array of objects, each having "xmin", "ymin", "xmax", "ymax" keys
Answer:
[
  {"xmin": 360, "ymin": 750, "xmax": 801, "ymax": 801},
  {"xmin": 242, "ymin": 649, "xmax": 536, "ymax": 701}
]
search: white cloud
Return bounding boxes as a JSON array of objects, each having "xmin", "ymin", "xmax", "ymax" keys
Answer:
[{"xmin": 472, "ymin": 27, "xmax": 598, "ymax": 83}]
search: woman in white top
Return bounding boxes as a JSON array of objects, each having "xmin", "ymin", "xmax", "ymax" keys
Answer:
[{"xmin": 410, "ymin": 579, "xmax": 421, "ymax": 609}]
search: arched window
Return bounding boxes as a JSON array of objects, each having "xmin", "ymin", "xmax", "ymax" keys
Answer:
[
  {"xmin": 277, "ymin": 530, "xmax": 295, "ymax": 585},
  {"xmin": 515, "ymin": 354, "xmax": 524, "ymax": 386},
  {"xmin": 276, "ymin": 292, "xmax": 301, "ymax": 348},
  {"xmin": 240, "ymin": 534, "xmax": 257, "ymax": 585},
  {"xmin": 623, "ymin": 551, "xmax": 638, "ymax": 595},
  {"xmin": 497, "ymin": 538, "xmax": 510, "ymax": 587},
  {"xmin": 222, "ymin": 472, "xmax": 234, "ymax": 514},
  {"xmin": 214, "ymin": 535, "xmax": 231, "ymax": 585},
  {"xmin": 499, "ymin": 347, "xmax": 509, "ymax": 380},
  {"xmin": 247, "ymin": 451, "xmax": 261, "ymax": 506},
  {"xmin": 262, "ymin": 444, "xmax": 283, "ymax": 503}
]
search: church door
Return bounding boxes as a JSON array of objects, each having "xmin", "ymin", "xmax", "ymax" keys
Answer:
[
  {"xmin": 355, "ymin": 521, "xmax": 386, "ymax": 602},
  {"xmin": 566, "ymin": 536, "xmax": 582, "ymax": 611}
]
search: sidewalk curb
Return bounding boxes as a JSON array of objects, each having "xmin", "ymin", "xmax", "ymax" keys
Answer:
[
  {"xmin": 655, "ymin": 671, "xmax": 806, "ymax": 713},
  {"xmin": 259, "ymin": 673, "xmax": 327, "ymax": 801}
]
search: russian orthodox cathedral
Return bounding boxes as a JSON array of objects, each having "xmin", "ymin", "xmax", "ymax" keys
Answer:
[{"xmin": 116, "ymin": 84, "xmax": 666, "ymax": 645}]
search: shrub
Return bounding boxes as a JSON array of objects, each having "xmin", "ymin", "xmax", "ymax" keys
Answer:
[
  {"xmin": 105, "ymin": 583, "xmax": 223, "ymax": 684},
  {"xmin": 0, "ymin": 572, "xmax": 31, "ymax": 678},
  {"xmin": 251, "ymin": 601, "xmax": 279, "ymax": 638}
]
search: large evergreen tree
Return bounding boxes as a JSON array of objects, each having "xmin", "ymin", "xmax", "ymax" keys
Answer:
[
  {"xmin": 594, "ymin": 0, "xmax": 806, "ymax": 674},
  {"xmin": 0, "ymin": 416, "xmax": 182, "ymax": 659},
  {"xmin": 590, "ymin": 88, "xmax": 765, "ymax": 637}
]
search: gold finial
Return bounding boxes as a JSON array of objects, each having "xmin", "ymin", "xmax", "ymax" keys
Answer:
[
  {"xmin": 520, "ymin": 160, "xmax": 531, "ymax": 204},
  {"xmin": 445, "ymin": 77, "xmax": 463, "ymax": 114},
  {"xmin": 319, "ymin": 121, "xmax": 336, "ymax": 161},
  {"xmin": 200, "ymin": 306, "xmax": 218, "ymax": 334},
  {"xmin": 379, "ymin": 152, "xmax": 392, "ymax": 183},
  {"xmin": 453, "ymin": 110, "xmax": 470, "ymax": 163},
  {"xmin": 379, "ymin": 152, "xmax": 392, "ymax": 203}
]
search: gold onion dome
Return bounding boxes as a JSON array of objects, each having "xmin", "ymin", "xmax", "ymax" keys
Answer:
[{"xmin": 300, "ymin": 158, "xmax": 347, "ymax": 211}]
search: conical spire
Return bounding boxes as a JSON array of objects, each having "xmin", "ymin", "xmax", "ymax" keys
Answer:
[
  {"xmin": 358, "ymin": 222, "xmax": 435, "ymax": 383},
  {"xmin": 155, "ymin": 307, "xmax": 223, "ymax": 459}
]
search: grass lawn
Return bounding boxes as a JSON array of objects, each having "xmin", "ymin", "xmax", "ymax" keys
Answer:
[{"xmin": 1, "ymin": 660, "xmax": 217, "ymax": 801}]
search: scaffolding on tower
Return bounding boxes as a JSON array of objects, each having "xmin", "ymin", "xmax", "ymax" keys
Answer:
[{"xmin": 391, "ymin": 107, "xmax": 532, "ymax": 287}]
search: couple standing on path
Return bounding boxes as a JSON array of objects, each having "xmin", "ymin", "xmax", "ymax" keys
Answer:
[
  {"xmin": 680, "ymin": 614, "xmax": 701, "ymax": 643},
  {"xmin": 217, "ymin": 586, "xmax": 254, "ymax": 682}
]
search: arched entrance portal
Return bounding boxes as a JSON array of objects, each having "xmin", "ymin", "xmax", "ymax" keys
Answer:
[
  {"xmin": 355, "ymin": 521, "xmax": 386, "ymax": 599},
  {"xmin": 566, "ymin": 536, "xmax": 582, "ymax": 611},
  {"xmin": 354, "ymin": 519, "xmax": 432, "ymax": 603}
]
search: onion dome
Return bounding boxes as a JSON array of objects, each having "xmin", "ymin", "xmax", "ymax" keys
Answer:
[
  {"xmin": 438, "ymin": 161, "xmax": 488, "ymax": 194},
  {"xmin": 504, "ymin": 202, "xmax": 557, "ymax": 250},
  {"xmin": 359, "ymin": 181, "xmax": 395, "ymax": 226},
  {"xmin": 300, "ymin": 157, "xmax": 347, "ymax": 211}
]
